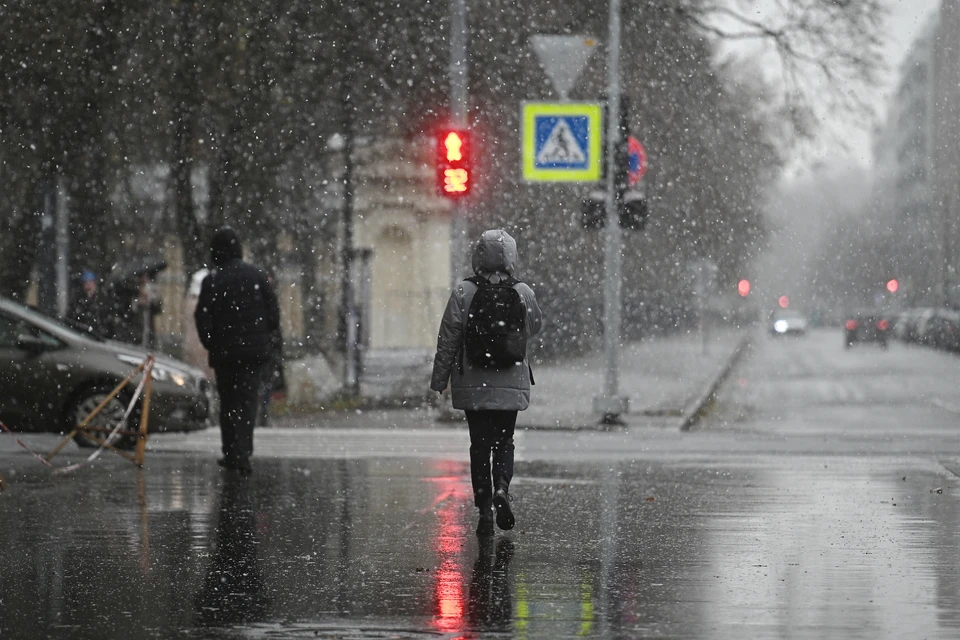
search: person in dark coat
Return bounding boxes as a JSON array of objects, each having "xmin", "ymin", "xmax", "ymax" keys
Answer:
[
  {"xmin": 195, "ymin": 227, "xmax": 281, "ymax": 475},
  {"xmin": 431, "ymin": 229, "xmax": 543, "ymax": 534},
  {"xmin": 70, "ymin": 271, "xmax": 103, "ymax": 336}
]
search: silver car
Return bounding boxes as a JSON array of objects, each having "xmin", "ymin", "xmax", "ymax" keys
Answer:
[
  {"xmin": 770, "ymin": 309, "xmax": 808, "ymax": 336},
  {"xmin": 0, "ymin": 296, "xmax": 213, "ymax": 448}
]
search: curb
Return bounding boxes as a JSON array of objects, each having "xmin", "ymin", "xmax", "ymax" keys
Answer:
[{"xmin": 679, "ymin": 333, "xmax": 751, "ymax": 431}]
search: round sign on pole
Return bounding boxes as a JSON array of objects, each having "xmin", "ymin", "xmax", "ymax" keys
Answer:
[{"xmin": 627, "ymin": 136, "xmax": 647, "ymax": 186}]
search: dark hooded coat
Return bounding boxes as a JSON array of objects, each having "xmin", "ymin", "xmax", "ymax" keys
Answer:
[
  {"xmin": 431, "ymin": 230, "xmax": 543, "ymax": 410},
  {"xmin": 194, "ymin": 228, "xmax": 281, "ymax": 368}
]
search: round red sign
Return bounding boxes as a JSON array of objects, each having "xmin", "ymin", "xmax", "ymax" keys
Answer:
[{"xmin": 628, "ymin": 137, "xmax": 647, "ymax": 185}]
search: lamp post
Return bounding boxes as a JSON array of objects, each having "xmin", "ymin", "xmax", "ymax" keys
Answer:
[
  {"xmin": 449, "ymin": 0, "xmax": 470, "ymax": 284},
  {"xmin": 593, "ymin": 0, "xmax": 629, "ymax": 425}
]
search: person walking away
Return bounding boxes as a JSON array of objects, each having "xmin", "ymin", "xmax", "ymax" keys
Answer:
[
  {"xmin": 181, "ymin": 268, "xmax": 214, "ymax": 380},
  {"xmin": 70, "ymin": 271, "xmax": 102, "ymax": 336},
  {"xmin": 430, "ymin": 229, "xmax": 542, "ymax": 535},
  {"xmin": 195, "ymin": 227, "xmax": 280, "ymax": 475}
]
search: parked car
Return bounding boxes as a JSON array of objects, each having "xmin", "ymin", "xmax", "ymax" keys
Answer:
[
  {"xmin": 925, "ymin": 309, "xmax": 960, "ymax": 352},
  {"xmin": 0, "ymin": 296, "xmax": 213, "ymax": 448},
  {"xmin": 913, "ymin": 307, "xmax": 939, "ymax": 345},
  {"xmin": 770, "ymin": 309, "xmax": 808, "ymax": 336},
  {"xmin": 893, "ymin": 309, "xmax": 916, "ymax": 342},
  {"xmin": 893, "ymin": 307, "xmax": 933, "ymax": 343},
  {"xmin": 844, "ymin": 309, "xmax": 889, "ymax": 348}
]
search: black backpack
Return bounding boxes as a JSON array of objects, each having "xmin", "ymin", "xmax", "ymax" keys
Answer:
[{"xmin": 463, "ymin": 275, "xmax": 527, "ymax": 369}]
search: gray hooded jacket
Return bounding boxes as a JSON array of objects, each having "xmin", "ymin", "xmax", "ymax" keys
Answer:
[{"xmin": 430, "ymin": 230, "xmax": 543, "ymax": 410}]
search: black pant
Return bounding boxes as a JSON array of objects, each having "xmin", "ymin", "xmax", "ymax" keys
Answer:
[
  {"xmin": 215, "ymin": 364, "xmax": 264, "ymax": 462},
  {"xmin": 466, "ymin": 410, "xmax": 518, "ymax": 508}
]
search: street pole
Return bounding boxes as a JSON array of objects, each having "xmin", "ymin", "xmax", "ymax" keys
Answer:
[
  {"xmin": 594, "ymin": 0, "xmax": 628, "ymax": 425},
  {"xmin": 340, "ymin": 55, "xmax": 360, "ymax": 396},
  {"xmin": 449, "ymin": 0, "xmax": 469, "ymax": 285}
]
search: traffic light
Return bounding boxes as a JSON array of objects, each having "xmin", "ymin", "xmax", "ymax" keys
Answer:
[
  {"xmin": 738, "ymin": 279, "xmax": 751, "ymax": 297},
  {"xmin": 436, "ymin": 129, "xmax": 471, "ymax": 198},
  {"xmin": 620, "ymin": 190, "xmax": 648, "ymax": 230},
  {"xmin": 886, "ymin": 279, "xmax": 899, "ymax": 294},
  {"xmin": 581, "ymin": 190, "xmax": 605, "ymax": 229},
  {"xmin": 580, "ymin": 189, "xmax": 648, "ymax": 229},
  {"xmin": 580, "ymin": 95, "xmax": 648, "ymax": 230}
]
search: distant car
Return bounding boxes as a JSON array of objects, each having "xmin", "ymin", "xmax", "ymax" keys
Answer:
[
  {"xmin": 844, "ymin": 309, "xmax": 889, "ymax": 348},
  {"xmin": 914, "ymin": 307, "xmax": 939, "ymax": 345},
  {"xmin": 893, "ymin": 309, "xmax": 915, "ymax": 341},
  {"xmin": 0, "ymin": 296, "xmax": 213, "ymax": 448},
  {"xmin": 770, "ymin": 309, "xmax": 808, "ymax": 336},
  {"xmin": 925, "ymin": 309, "xmax": 960, "ymax": 352}
]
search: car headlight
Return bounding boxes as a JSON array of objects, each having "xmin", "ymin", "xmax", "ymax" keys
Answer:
[
  {"xmin": 774, "ymin": 320, "xmax": 788, "ymax": 333},
  {"xmin": 116, "ymin": 355, "xmax": 189, "ymax": 386}
]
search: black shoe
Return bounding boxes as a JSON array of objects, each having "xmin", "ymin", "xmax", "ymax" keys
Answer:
[
  {"xmin": 493, "ymin": 488, "xmax": 515, "ymax": 531},
  {"xmin": 476, "ymin": 502, "xmax": 495, "ymax": 536}
]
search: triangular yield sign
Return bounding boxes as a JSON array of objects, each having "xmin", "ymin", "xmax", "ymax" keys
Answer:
[{"xmin": 530, "ymin": 35, "xmax": 597, "ymax": 100}]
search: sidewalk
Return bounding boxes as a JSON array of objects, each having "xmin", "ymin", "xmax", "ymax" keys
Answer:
[
  {"xmin": 520, "ymin": 327, "xmax": 746, "ymax": 430},
  {"xmin": 272, "ymin": 327, "xmax": 748, "ymax": 431}
]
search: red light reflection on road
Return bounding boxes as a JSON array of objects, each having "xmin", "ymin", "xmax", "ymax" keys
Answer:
[{"xmin": 428, "ymin": 462, "xmax": 470, "ymax": 635}]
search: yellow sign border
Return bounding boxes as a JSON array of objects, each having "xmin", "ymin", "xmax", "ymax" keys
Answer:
[{"xmin": 522, "ymin": 102, "xmax": 603, "ymax": 182}]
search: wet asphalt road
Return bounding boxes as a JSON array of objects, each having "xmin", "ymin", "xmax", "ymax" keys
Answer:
[{"xmin": 4, "ymin": 329, "xmax": 960, "ymax": 639}]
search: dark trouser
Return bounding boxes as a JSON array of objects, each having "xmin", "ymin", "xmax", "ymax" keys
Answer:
[
  {"xmin": 215, "ymin": 364, "xmax": 264, "ymax": 462},
  {"xmin": 466, "ymin": 410, "xmax": 518, "ymax": 508}
]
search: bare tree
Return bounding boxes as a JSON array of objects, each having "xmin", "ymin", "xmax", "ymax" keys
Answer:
[{"xmin": 675, "ymin": 0, "xmax": 887, "ymax": 142}]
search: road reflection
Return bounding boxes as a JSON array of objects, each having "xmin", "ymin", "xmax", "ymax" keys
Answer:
[
  {"xmin": 193, "ymin": 474, "xmax": 268, "ymax": 626},
  {"xmin": 429, "ymin": 463, "xmax": 468, "ymax": 634},
  {"xmin": 4, "ymin": 454, "xmax": 960, "ymax": 638},
  {"xmin": 467, "ymin": 537, "xmax": 515, "ymax": 634}
]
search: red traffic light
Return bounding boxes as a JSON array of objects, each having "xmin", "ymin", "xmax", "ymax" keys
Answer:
[
  {"xmin": 444, "ymin": 131, "xmax": 464, "ymax": 162},
  {"xmin": 778, "ymin": 295, "xmax": 790, "ymax": 309},
  {"xmin": 737, "ymin": 279, "xmax": 751, "ymax": 297},
  {"xmin": 886, "ymin": 279, "xmax": 899, "ymax": 294},
  {"xmin": 436, "ymin": 129, "xmax": 471, "ymax": 198}
]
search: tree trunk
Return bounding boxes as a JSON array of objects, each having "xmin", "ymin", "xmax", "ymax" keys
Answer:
[{"xmin": 173, "ymin": 0, "xmax": 203, "ymax": 281}]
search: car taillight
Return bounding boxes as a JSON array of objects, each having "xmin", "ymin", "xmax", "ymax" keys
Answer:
[
  {"xmin": 877, "ymin": 319, "xmax": 889, "ymax": 331},
  {"xmin": 845, "ymin": 320, "xmax": 858, "ymax": 330}
]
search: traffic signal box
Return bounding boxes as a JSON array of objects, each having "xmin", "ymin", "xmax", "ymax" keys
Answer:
[
  {"xmin": 580, "ymin": 96, "xmax": 648, "ymax": 230},
  {"xmin": 437, "ymin": 129, "xmax": 471, "ymax": 198},
  {"xmin": 581, "ymin": 189, "xmax": 647, "ymax": 230}
]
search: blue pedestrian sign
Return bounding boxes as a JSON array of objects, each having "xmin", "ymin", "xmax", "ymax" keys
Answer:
[{"xmin": 522, "ymin": 102, "xmax": 602, "ymax": 182}]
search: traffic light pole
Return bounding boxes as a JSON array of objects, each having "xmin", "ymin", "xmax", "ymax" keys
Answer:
[
  {"xmin": 449, "ymin": 0, "xmax": 469, "ymax": 284},
  {"xmin": 593, "ymin": 0, "xmax": 629, "ymax": 425}
]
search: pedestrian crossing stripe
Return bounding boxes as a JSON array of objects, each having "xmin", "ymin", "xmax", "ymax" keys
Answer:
[{"xmin": 522, "ymin": 102, "xmax": 602, "ymax": 182}]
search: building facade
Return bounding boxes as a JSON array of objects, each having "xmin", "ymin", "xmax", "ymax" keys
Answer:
[
  {"xmin": 873, "ymin": 12, "xmax": 938, "ymax": 305},
  {"xmin": 40, "ymin": 135, "xmax": 454, "ymax": 359},
  {"xmin": 931, "ymin": 2, "xmax": 960, "ymax": 306}
]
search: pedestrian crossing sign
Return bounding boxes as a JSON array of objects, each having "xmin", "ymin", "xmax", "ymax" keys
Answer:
[{"xmin": 522, "ymin": 102, "xmax": 602, "ymax": 182}]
